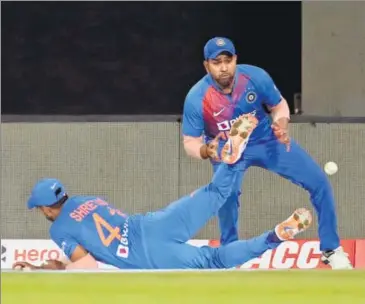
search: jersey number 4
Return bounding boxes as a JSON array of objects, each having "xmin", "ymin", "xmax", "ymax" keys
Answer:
[{"xmin": 92, "ymin": 213, "xmax": 121, "ymax": 247}]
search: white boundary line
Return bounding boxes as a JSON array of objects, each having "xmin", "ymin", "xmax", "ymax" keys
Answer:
[
  {"xmin": 2, "ymin": 269, "xmax": 356, "ymax": 274},
  {"xmin": 1, "ymin": 268, "xmax": 270, "ymax": 274}
]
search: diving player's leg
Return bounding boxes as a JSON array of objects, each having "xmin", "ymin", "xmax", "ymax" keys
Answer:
[
  {"xmin": 216, "ymin": 113, "xmax": 258, "ymax": 245},
  {"xmin": 142, "ymin": 162, "xmax": 243, "ymax": 243},
  {"xmin": 142, "ymin": 115, "xmax": 255, "ymax": 244},
  {"xmin": 215, "ymin": 163, "xmax": 245, "ymax": 245},
  {"xmin": 147, "ymin": 241, "xmax": 212, "ymax": 269},
  {"xmin": 208, "ymin": 208, "xmax": 312, "ymax": 269},
  {"xmin": 155, "ymin": 207, "xmax": 313, "ymax": 269}
]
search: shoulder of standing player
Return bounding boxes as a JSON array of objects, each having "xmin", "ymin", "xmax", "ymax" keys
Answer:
[
  {"xmin": 184, "ymin": 76, "xmax": 211, "ymax": 106},
  {"xmin": 238, "ymin": 64, "xmax": 279, "ymax": 94},
  {"xmin": 237, "ymin": 64, "xmax": 271, "ymax": 81}
]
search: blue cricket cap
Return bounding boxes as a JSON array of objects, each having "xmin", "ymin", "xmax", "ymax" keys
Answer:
[
  {"xmin": 27, "ymin": 178, "xmax": 67, "ymax": 209},
  {"xmin": 204, "ymin": 37, "xmax": 236, "ymax": 60}
]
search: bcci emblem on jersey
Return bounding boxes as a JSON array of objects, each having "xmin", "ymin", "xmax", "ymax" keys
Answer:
[{"xmin": 246, "ymin": 91, "xmax": 257, "ymax": 104}]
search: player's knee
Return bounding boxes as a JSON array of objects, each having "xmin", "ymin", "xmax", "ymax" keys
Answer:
[
  {"xmin": 208, "ymin": 182, "xmax": 232, "ymax": 201},
  {"xmin": 306, "ymin": 169, "xmax": 332, "ymax": 196},
  {"xmin": 205, "ymin": 247, "xmax": 227, "ymax": 269},
  {"xmin": 229, "ymin": 191, "xmax": 241, "ymax": 207}
]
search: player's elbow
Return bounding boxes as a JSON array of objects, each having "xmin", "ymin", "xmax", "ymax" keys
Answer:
[
  {"xmin": 183, "ymin": 136, "xmax": 204, "ymax": 159},
  {"xmin": 270, "ymin": 98, "xmax": 290, "ymax": 122},
  {"xmin": 65, "ymin": 254, "xmax": 98, "ymax": 270},
  {"xmin": 183, "ymin": 144, "xmax": 200, "ymax": 159}
]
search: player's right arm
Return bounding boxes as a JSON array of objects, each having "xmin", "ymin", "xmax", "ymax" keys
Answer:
[
  {"xmin": 49, "ymin": 227, "xmax": 99, "ymax": 269},
  {"xmin": 62, "ymin": 246, "xmax": 98, "ymax": 270},
  {"xmin": 12, "ymin": 229, "xmax": 98, "ymax": 270},
  {"xmin": 182, "ymin": 90, "xmax": 217, "ymax": 160}
]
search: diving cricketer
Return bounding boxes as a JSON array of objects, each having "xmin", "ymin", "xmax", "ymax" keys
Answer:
[{"xmin": 13, "ymin": 116, "xmax": 312, "ymax": 271}]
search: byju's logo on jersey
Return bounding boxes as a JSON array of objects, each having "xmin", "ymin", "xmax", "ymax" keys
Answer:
[
  {"xmin": 116, "ymin": 219, "xmax": 129, "ymax": 259},
  {"xmin": 217, "ymin": 120, "xmax": 232, "ymax": 131},
  {"xmin": 117, "ymin": 245, "xmax": 129, "ymax": 259},
  {"xmin": 216, "ymin": 111, "xmax": 257, "ymax": 131},
  {"xmin": 120, "ymin": 220, "xmax": 129, "ymax": 247},
  {"xmin": 246, "ymin": 91, "xmax": 257, "ymax": 104}
]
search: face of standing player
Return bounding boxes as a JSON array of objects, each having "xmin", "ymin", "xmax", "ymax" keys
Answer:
[{"xmin": 204, "ymin": 52, "xmax": 237, "ymax": 90}]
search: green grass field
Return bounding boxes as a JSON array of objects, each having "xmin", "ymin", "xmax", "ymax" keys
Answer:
[{"xmin": 2, "ymin": 270, "xmax": 365, "ymax": 304}]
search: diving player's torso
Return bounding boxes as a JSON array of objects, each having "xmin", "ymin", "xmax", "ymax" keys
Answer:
[{"xmin": 51, "ymin": 196, "xmax": 149, "ymax": 269}]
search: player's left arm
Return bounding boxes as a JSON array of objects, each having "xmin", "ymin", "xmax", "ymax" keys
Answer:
[{"xmin": 259, "ymin": 68, "xmax": 291, "ymax": 150}]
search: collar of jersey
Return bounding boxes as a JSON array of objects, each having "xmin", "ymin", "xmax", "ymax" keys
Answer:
[{"xmin": 207, "ymin": 69, "xmax": 239, "ymax": 95}]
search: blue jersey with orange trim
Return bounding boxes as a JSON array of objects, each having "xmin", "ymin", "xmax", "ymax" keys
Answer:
[
  {"xmin": 182, "ymin": 64, "xmax": 282, "ymax": 147},
  {"xmin": 50, "ymin": 196, "xmax": 148, "ymax": 269}
]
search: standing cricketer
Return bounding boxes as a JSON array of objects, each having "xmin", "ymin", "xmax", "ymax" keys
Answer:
[{"xmin": 181, "ymin": 36, "xmax": 352, "ymax": 269}]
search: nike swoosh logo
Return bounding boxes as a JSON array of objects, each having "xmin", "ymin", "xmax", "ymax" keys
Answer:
[
  {"xmin": 213, "ymin": 108, "xmax": 225, "ymax": 117},
  {"xmin": 51, "ymin": 183, "xmax": 57, "ymax": 190}
]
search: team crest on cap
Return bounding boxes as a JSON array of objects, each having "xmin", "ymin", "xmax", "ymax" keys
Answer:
[
  {"xmin": 246, "ymin": 91, "xmax": 257, "ymax": 103},
  {"xmin": 216, "ymin": 38, "xmax": 225, "ymax": 46}
]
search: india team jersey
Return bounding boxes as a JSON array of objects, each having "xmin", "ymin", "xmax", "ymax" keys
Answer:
[
  {"xmin": 182, "ymin": 64, "xmax": 282, "ymax": 148},
  {"xmin": 50, "ymin": 196, "xmax": 147, "ymax": 269}
]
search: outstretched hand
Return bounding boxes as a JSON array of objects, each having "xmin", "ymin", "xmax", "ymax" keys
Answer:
[
  {"xmin": 12, "ymin": 261, "xmax": 38, "ymax": 270},
  {"xmin": 206, "ymin": 136, "xmax": 220, "ymax": 161},
  {"xmin": 271, "ymin": 118, "xmax": 290, "ymax": 152},
  {"xmin": 12, "ymin": 259, "xmax": 66, "ymax": 271}
]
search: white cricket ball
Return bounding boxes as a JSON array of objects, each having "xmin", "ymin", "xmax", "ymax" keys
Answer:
[{"xmin": 324, "ymin": 161, "xmax": 338, "ymax": 175}]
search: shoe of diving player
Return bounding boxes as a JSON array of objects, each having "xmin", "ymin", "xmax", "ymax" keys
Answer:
[
  {"xmin": 275, "ymin": 208, "xmax": 312, "ymax": 241},
  {"xmin": 221, "ymin": 114, "xmax": 258, "ymax": 165}
]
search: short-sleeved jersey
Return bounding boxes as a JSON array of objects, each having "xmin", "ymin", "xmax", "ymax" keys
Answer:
[
  {"xmin": 182, "ymin": 64, "xmax": 282, "ymax": 151},
  {"xmin": 50, "ymin": 196, "xmax": 148, "ymax": 269}
]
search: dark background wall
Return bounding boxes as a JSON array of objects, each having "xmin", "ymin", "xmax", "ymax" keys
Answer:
[{"xmin": 1, "ymin": 1, "xmax": 301, "ymax": 115}]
